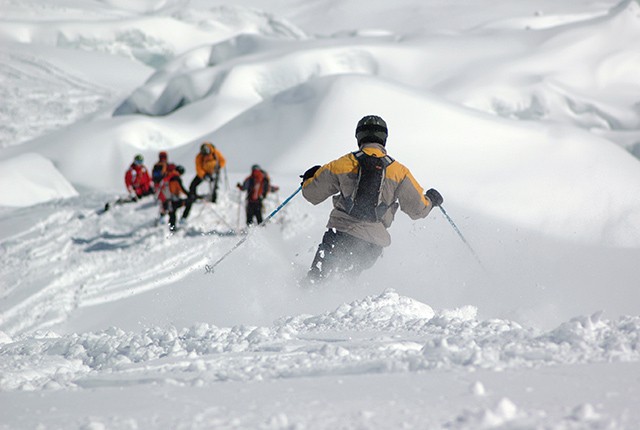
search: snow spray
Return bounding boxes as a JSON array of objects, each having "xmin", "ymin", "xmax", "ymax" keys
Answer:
[{"xmin": 205, "ymin": 185, "xmax": 303, "ymax": 274}]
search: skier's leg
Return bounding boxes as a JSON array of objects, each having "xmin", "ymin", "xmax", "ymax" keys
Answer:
[
  {"xmin": 245, "ymin": 202, "xmax": 254, "ymax": 226},
  {"xmin": 341, "ymin": 233, "xmax": 383, "ymax": 278},
  {"xmin": 307, "ymin": 229, "xmax": 344, "ymax": 282},
  {"xmin": 211, "ymin": 174, "xmax": 219, "ymax": 203},
  {"xmin": 255, "ymin": 201, "xmax": 264, "ymax": 224},
  {"xmin": 168, "ymin": 202, "xmax": 177, "ymax": 231},
  {"xmin": 183, "ymin": 176, "xmax": 202, "ymax": 219},
  {"xmin": 156, "ymin": 201, "xmax": 169, "ymax": 226}
]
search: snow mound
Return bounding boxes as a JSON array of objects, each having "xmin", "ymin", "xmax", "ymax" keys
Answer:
[
  {"xmin": 282, "ymin": 289, "xmax": 435, "ymax": 330},
  {"xmin": 1, "ymin": 292, "xmax": 639, "ymax": 392},
  {"xmin": 114, "ymin": 34, "xmax": 377, "ymax": 116},
  {"xmin": 0, "ymin": 331, "xmax": 11, "ymax": 345},
  {"xmin": 447, "ymin": 397, "xmax": 617, "ymax": 429},
  {"xmin": 419, "ymin": 311, "xmax": 640, "ymax": 370},
  {"xmin": 0, "ymin": 153, "xmax": 78, "ymax": 207},
  {"xmin": 450, "ymin": 0, "xmax": 640, "ymax": 150}
]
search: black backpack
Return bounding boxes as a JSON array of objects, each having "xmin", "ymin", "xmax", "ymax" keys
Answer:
[{"xmin": 348, "ymin": 150, "xmax": 394, "ymax": 222}]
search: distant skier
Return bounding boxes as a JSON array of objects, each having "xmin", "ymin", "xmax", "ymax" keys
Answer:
[
  {"xmin": 237, "ymin": 164, "xmax": 279, "ymax": 226},
  {"xmin": 151, "ymin": 151, "xmax": 169, "ymax": 188},
  {"xmin": 124, "ymin": 154, "xmax": 153, "ymax": 200},
  {"xmin": 154, "ymin": 163, "xmax": 174, "ymax": 223},
  {"xmin": 300, "ymin": 115, "xmax": 443, "ymax": 282},
  {"xmin": 182, "ymin": 142, "xmax": 226, "ymax": 222},
  {"xmin": 158, "ymin": 164, "xmax": 189, "ymax": 231}
]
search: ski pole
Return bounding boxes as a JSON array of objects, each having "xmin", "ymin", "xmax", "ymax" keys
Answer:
[
  {"xmin": 438, "ymin": 205, "xmax": 487, "ymax": 272},
  {"xmin": 207, "ymin": 204, "xmax": 237, "ymax": 232},
  {"xmin": 208, "ymin": 178, "xmax": 214, "ymax": 201},
  {"xmin": 212, "ymin": 172, "xmax": 220, "ymax": 202},
  {"xmin": 236, "ymin": 189, "xmax": 243, "ymax": 231},
  {"xmin": 205, "ymin": 185, "xmax": 302, "ymax": 273},
  {"xmin": 262, "ymin": 185, "xmax": 301, "ymax": 224}
]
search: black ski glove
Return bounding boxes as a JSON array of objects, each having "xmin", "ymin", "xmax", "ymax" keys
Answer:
[
  {"xmin": 425, "ymin": 188, "xmax": 443, "ymax": 207},
  {"xmin": 300, "ymin": 165, "xmax": 321, "ymax": 185}
]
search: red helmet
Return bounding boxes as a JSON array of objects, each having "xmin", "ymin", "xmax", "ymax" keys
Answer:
[
  {"xmin": 167, "ymin": 163, "xmax": 176, "ymax": 172},
  {"xmin": 159, "ymin": 151, "xmax": 168, "ymax": 160}
]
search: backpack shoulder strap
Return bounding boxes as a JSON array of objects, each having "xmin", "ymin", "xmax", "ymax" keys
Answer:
[{"xmin": 353, "ymin": 150, "xmax": 394, "ymax": 167}]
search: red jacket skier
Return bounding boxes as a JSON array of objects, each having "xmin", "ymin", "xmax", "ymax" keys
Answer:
[
  {"xmin": 124, "ymin": 154, "xmax": 153, "ymax": 199},
  {"xmin": 157, "ymin": 165, "xmax": 189, "ymax": 230}
]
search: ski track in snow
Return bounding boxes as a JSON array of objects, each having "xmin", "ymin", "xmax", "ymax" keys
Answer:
[
  {"xmin": 1, "ymin": 195, "xmax": 230, "ymax": 335},
  {"xmin": 0, "ymin": 190, "xmax": 308, "ymax": 335},
  {"xmin": 0, "ymin": 50, "xmax": 114, "ymax": 149}
]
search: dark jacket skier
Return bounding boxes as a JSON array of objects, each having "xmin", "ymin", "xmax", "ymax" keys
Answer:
[
  {"xmin": 237, "ymin": 164, "xmax": 279, "ymax": 226},
  {"xmin": 301, "ymin": 115, "xmax": 443, "ymax": 282},
  {"xmin": 151, "ymin": 151, "xmax": 169, "ymax": 188}
]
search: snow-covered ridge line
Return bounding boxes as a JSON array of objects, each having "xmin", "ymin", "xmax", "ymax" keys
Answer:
[
  {"xmin": 0, "ymin": 5, "xmax": 305, "ymax": 68},
  {"xmin": 1, "ymin": 291, "xmax": 638, "ymax": 391}
]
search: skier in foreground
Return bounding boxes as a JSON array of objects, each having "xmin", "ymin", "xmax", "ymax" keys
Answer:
[{"xmin": 301, "ymin": 115, "xmax": 443, "ymax": 283}]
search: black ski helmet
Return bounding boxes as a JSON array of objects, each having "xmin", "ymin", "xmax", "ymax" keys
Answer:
[
  {"xmin": 200, "ymin": 143, "xmax": 212, "ymax": 155},
  {"xmin": 176, "ymin": 165, "xmax": 185, "ymax": 175},
  {"xmin": 355, "ymin": 115, "xmax": 388, "ymax": 146}
]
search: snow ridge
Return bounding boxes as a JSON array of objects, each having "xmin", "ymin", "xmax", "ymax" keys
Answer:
[{"xmin": 1, "ymin": 290, "xmax": 638, "ymax": 392}]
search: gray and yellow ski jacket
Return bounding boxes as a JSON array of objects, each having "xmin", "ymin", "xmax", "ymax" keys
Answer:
[{"xmin": 302, "ymin": 142, "xmax": 433, "ymax": 247}]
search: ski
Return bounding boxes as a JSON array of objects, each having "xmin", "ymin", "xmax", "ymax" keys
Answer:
[{"xmin": 98, "ymin": 196, "xmax": 139, "ymax": 214}]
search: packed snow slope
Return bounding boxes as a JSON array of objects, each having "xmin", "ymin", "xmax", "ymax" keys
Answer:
[{"xmin": 2, "ymin": 0, "xmax": 640, "ymax": 428}]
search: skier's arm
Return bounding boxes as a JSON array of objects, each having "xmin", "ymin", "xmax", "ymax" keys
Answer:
[
  {"xmin": 394, "ymin": 168, "xmax": 433, "ymax": 220},
  {"xmin": 195, "ymin": 154, "xmax": 206, "ymax": 178},
  {"xmin": 237, "ymin": 178, "xmax": 249, "ymax": 191},
  {"xmin": 215, "ymin": 150, "xmax": 226, "ymax": 169},
  {"xmin": 301, "ymin": 154, "xmax": 352, "ymax": 205},
  {"xmin": 124, "ymin": 169, "xmax": 135, "ymax": 194}
]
